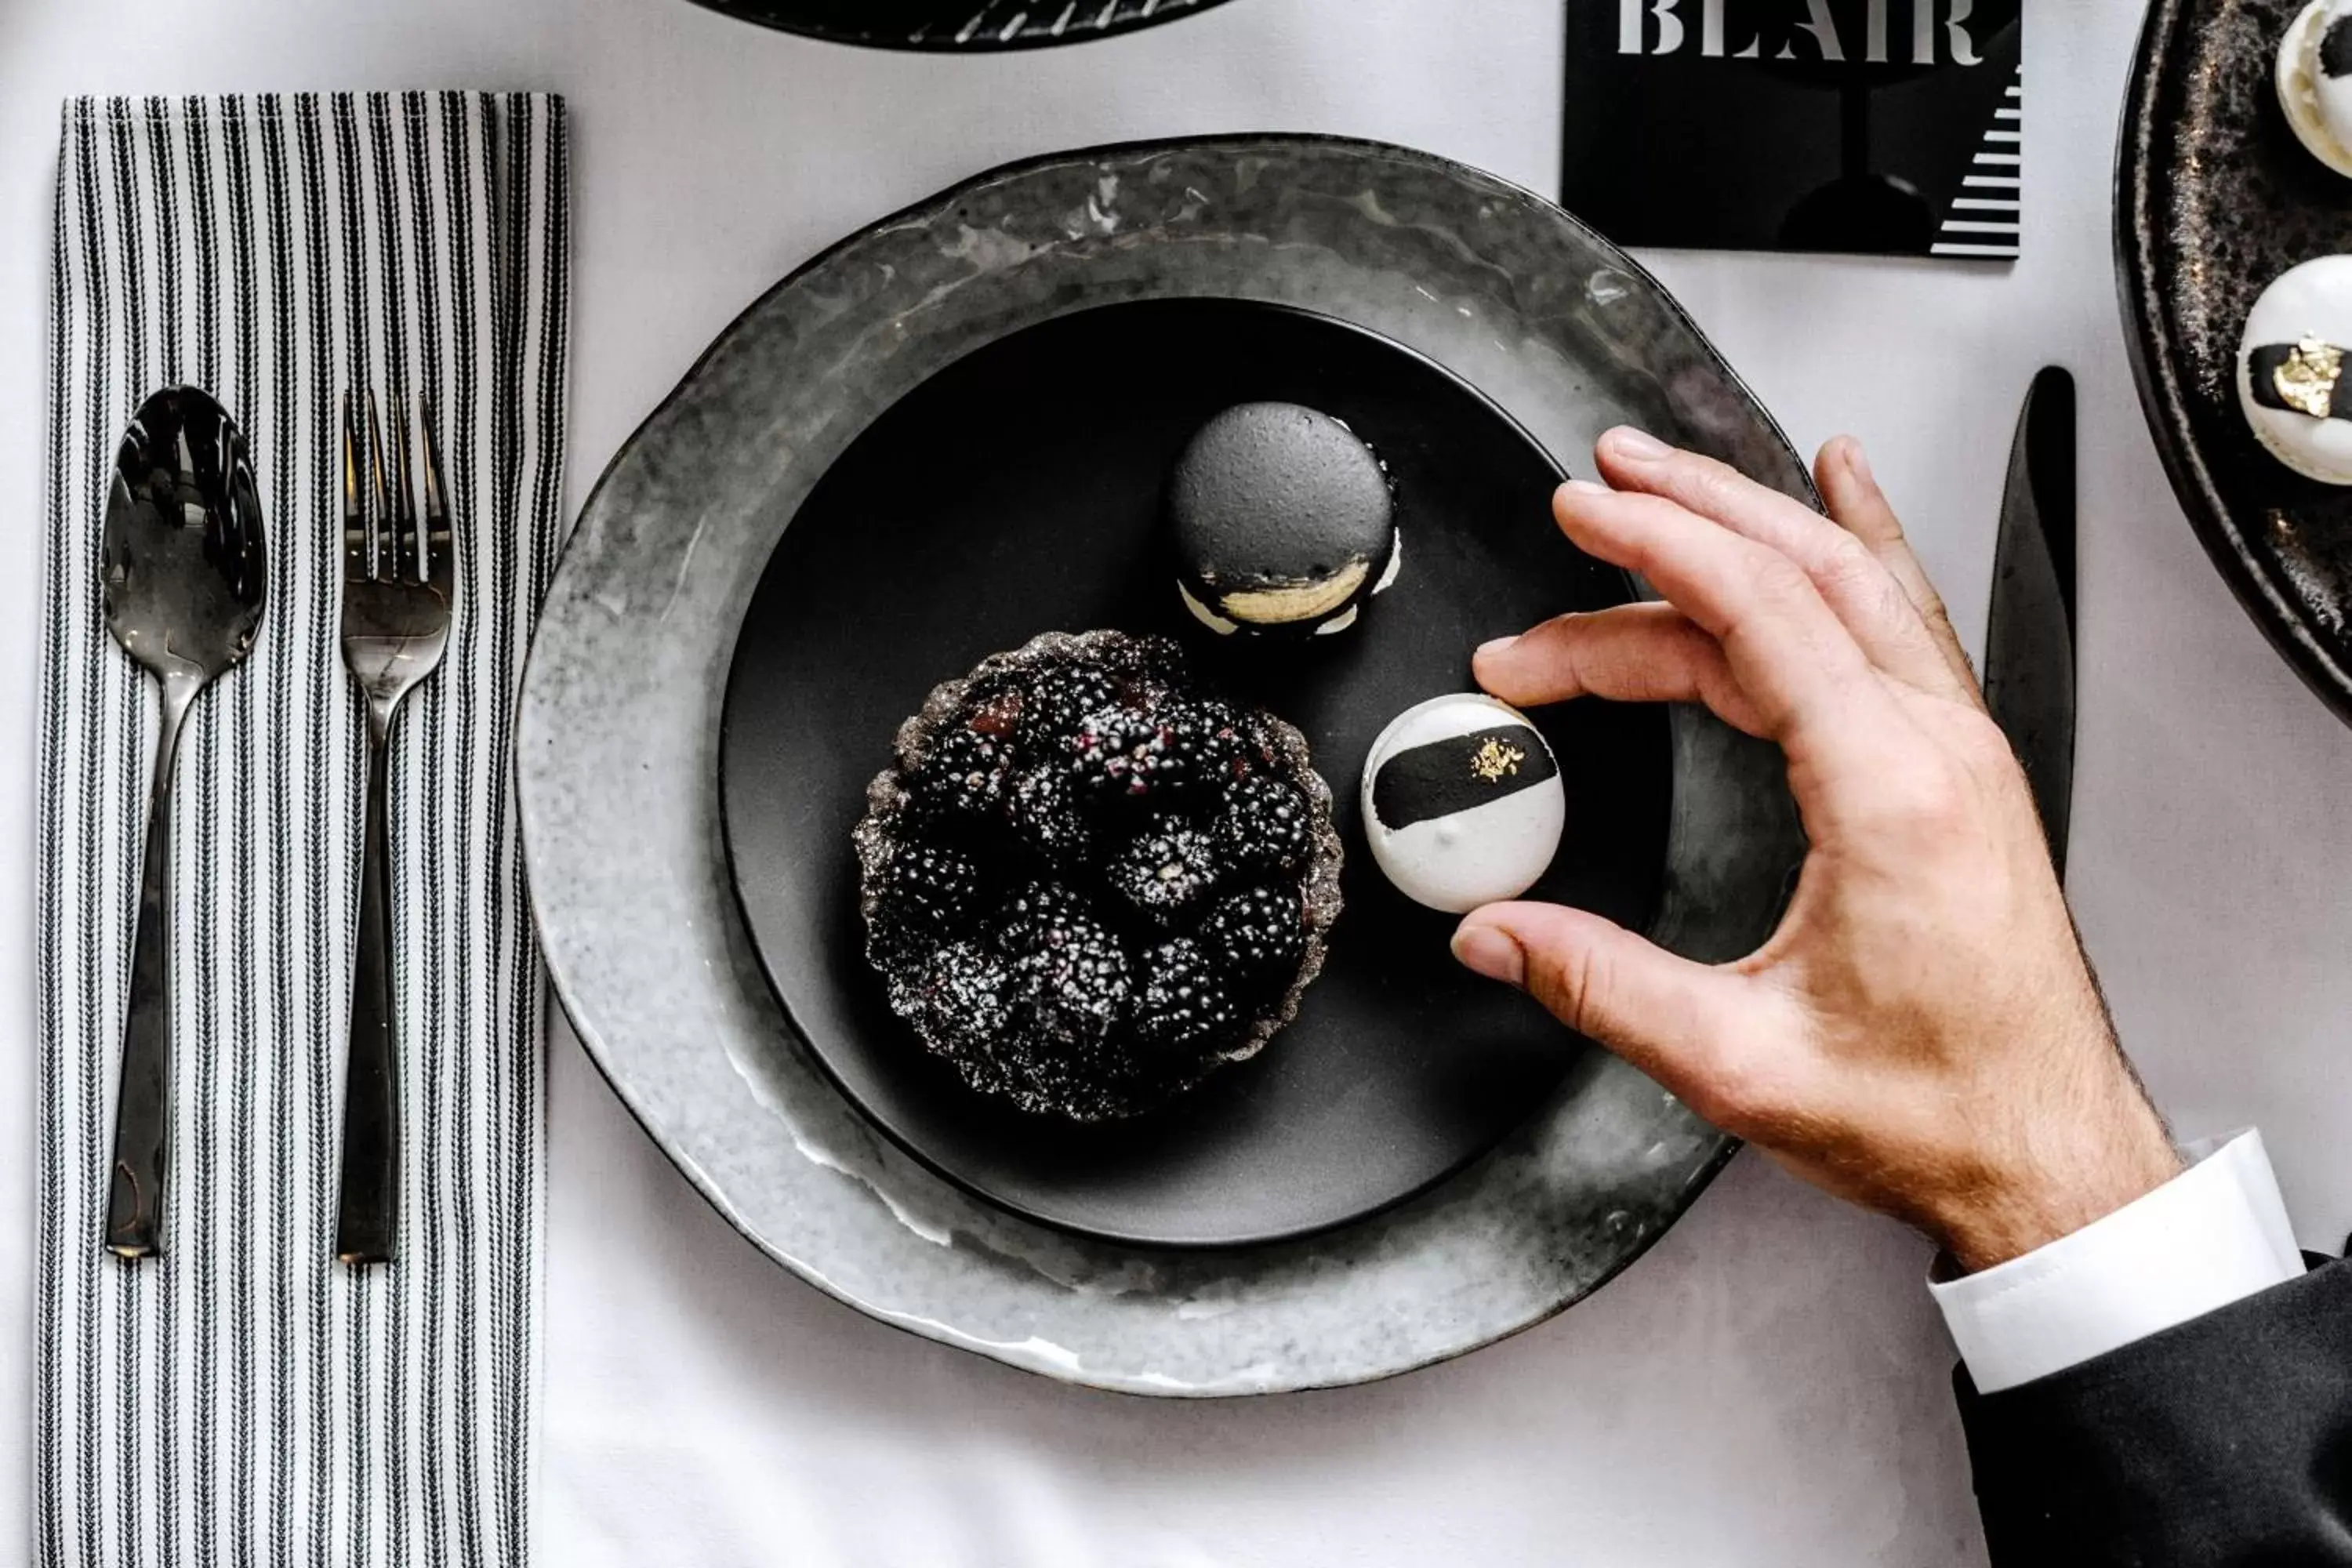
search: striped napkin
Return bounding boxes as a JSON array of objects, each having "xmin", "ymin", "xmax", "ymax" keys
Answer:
[{"xmin": 36, "ymin": 94, "xmax": 569, "ymax": 1567}]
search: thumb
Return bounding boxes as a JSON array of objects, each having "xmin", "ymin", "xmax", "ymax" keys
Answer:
[{"xmin": 1451, "ymin": 902, "xmax": 1754, "ymax": 1096}]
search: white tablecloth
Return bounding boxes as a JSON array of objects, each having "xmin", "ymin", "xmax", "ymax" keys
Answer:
[{"xmin": 3, "ymin": 2, "xmax": 2347, "ymax": 1563}]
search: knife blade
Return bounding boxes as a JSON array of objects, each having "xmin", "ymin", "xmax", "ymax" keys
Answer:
[{"xmin": 1982, "ymin": 365, "xmax": 2078, "ymax": 878}]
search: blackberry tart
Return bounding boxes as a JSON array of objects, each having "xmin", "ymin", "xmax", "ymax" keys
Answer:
[{"xmin": 854, "ymin": 630, "xmax": 1344, "ymax": 1122}]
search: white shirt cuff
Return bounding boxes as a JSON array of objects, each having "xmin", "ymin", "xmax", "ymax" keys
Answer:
[{"xmin": 1929, "ymin": 1130, "xmax": 2303, "ymax": 1394}]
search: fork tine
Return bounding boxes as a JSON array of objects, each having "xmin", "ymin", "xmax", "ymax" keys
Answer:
[
  {"xmin": 342, "ymin": 391, "xmax": 369, "ymax": 581},
  {"xmin": 367, "ymin": 390, "xmax": 394, "ymax": 583},
  {"xmin": 419, "ymin": 400, "xmax": 452, "ymax": 594},
  {"xmin": 389, "ymin": 394, "xmax": 423, "ymax": 586}
]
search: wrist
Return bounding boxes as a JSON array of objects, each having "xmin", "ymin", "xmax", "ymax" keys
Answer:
[
  {"xmin": 1935, "ymin": 1110, "xmax": 2185, "ymax": 1273},
  {"xmin": 1929, "ymin": 1131, "xmax": 2302, "ymax": 1392}
]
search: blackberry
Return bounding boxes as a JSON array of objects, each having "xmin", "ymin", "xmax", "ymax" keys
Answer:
[
  {"xmin": 1200, "ymin": 882, "xmax": 1308, "ymax": 994},
  {"xmin": 990, "ymin": 1024, "xmax": 1134, "ymax": 1123},
  {"xmin": 1003, "ymin": 903, "xmax": 1132, "ymax": 1053},
  {"xmin": 869, "ymin": 840, "xmax": 985, "ymax": 956},
  {"xmin": 916, "ymin": 940, "xmax": 1015, "ymax": 1055},
  {"xmin": 1187, "ymin": 697, "xmax": 1272, "ymax": 783},
  {"xmin": 1106, "ymin": 828, "xmax": 1221, "ymax": 926},
  {"xmin": 909, "ymin": 726, "xmax": 1011, "ymax": 822},
  {"xmin": 1065, "ymin": 706, "xmax": 1209, "ymax": 806},
  {"xmin": 1015, "ymin": 663, "xmax": 1119, "ymax": 754},
  {"xmin": 996, "ymin": 880, "xmax": 1091, "ymax": 951},
  {"xmin": 1133, "ymin": 938, "xmax": 1244, "ymax": 1055},
  {"xmin": 1007, "ymin": 762, "xmax": 1094, "ymax": 865},
  {"xmin": 1211, "ymin": 775, "xmax": 1315, "ymax": 873}
]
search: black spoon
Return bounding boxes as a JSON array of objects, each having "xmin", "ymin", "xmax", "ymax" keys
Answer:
[{"xmin": 100, "ymin": 387, "xmax": 267, "ymax": 1258}]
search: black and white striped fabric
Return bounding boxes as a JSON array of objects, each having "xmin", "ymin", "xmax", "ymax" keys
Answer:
[{"xmin": 37, "ymin": 93, "xmax": 569, "ymax": 1567}]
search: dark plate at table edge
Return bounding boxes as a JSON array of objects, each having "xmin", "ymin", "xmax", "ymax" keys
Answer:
[
  {"xmin": 2116, "ymin": 0, "xmax": 2352, "ymax": 726},
  {"xmin": 682, "ymin": 0, "xmax": 1240, "ymax": 52},
  {"xmin": 520, "ymin": 131, "xmax": 1812, "ymax": 1393}
]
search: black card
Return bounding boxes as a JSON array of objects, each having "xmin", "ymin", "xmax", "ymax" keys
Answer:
[{"xmin": 1562, "ymin": 1, "xmax": 2023, "ymax": 259}]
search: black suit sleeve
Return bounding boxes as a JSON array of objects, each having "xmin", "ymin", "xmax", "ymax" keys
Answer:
[{"xmin": 1956, "ymin": 1257, "xmax": 2352, "ymax": 1566}]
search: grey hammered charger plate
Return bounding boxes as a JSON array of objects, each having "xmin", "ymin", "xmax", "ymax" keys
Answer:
[
  {"xmin": 517, "ymin": 135, "xmax": 1807, "ymax": 1395},
  {"xmin": 2121, "ymin": 0, "xmax": 2352, "ymax": 724}
]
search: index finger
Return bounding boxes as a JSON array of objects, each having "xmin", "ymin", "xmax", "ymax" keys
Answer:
[
  {"xmin": 1813, "ymin": 435, "xmax": 1981, "ymax": 702},
  {"xmin": 1551, "ymin": 480, "xmax": 1896, "ymax": 773},
  {"xmin": 1595, "ymin": 430, "xmax": 1965, "ymax": 699}
]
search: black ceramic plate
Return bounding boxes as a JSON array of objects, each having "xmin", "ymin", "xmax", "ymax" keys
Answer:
[
  {"xmin": 688, "ymin": 0, "xmax": 1236, "ymax": 50},
  {"xmin": 2121, "ymin": 0, "xmax": 2352, "ymax": 723},
  {"xmin": 720, "ymin": 299, "xmax": 1670, "ymax": 1247}
]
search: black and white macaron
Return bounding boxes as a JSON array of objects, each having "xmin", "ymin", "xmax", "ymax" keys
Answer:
[
  {"xmin": 1360, "ymin": 694, "xmax": 1564, "ymax": 915},
  {"xmin": 2278, "ymin": 0, "xmax": 2352, "ymax": 176},
  {"xmin": 1167, "ymin": 401, "xmax": 1401, "ymax": 638},
  {"xmin": 2239, "ymin": 256, "xmax": 2352, "ymax": 485}
]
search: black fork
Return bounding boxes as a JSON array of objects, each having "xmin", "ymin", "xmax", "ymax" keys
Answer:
[{"xmin": 335, "ymin": 390, "xmax": 453, "ymax": 1265}]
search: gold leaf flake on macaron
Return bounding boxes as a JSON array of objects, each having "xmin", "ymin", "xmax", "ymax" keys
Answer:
[
  {"xmin": 1469, "ymin": 737, "xmax": 1526, "ymax": 783},
  {"xmin": 2274, "ymin": 336, "xmax": 2347, "ymax": 419}
]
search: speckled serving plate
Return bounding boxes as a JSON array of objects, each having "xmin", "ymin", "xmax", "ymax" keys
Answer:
[
  {"xmin": 2121, "ymin": 0, "xmax": 2352, "ymax": 724},
  {"xmin": 518, "ymin": 135, "xmax": 1808, "ymax": 1396},
  {"xmin": 685, "ymin": 0, "xmax": 1235, "ymax": 51}
]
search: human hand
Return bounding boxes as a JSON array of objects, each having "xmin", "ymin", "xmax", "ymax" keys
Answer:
[{"xmin": 1454, "ymin": 427, "xmax": 2181, "ymax": 1272}]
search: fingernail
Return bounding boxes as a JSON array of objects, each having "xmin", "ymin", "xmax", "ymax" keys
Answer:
[
  {"xmin": 1602, "ymin": 426, "xmax": 1670, "ymax": 462},
  {"xmin": 1841, "ymin": 437, "xmax": 1874, "ymax": 485},
  {"xmin": 1560, "ymin": 477, "xmax": 1610, "ymax": 495},
  {"xmin": 1450, "ymin": 923, "xmax": 1526, "ymax": 987},
  {"xmin": 1474, "ymin": 635, "xmax": 1519, "ymax": 660}
]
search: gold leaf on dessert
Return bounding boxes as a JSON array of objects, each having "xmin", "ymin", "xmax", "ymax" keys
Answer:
[
  {"xmin": 2274, "ymin": 336, "xmax": 2345, "ymax": 419},
  {"xmin": 1469, "ymin": 738, "xmax": 1525, "ymax": 783}
]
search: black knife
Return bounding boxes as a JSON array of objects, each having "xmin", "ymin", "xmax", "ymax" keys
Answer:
[{"xmin": 1982, "ymin": 366, "xmax": 2078, "ymax": 878}]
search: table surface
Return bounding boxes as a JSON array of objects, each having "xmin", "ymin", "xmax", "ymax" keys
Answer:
[{"xmin": 5, "ymin": 2, "xmax": 2348, "ymax": 1563}]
